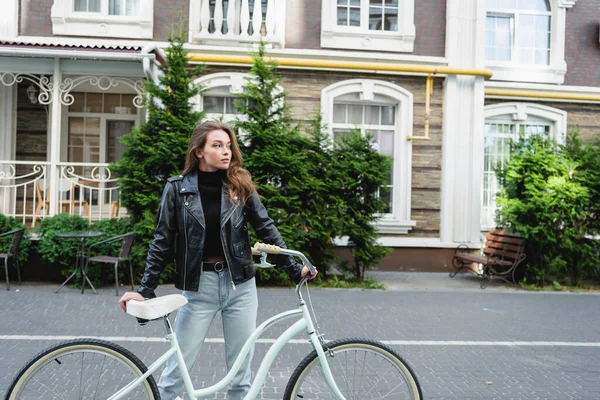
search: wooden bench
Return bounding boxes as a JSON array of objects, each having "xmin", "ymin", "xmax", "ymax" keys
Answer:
[{"xmin": 449, "ymin": 229, "xmax": 526, "ymax": 289}]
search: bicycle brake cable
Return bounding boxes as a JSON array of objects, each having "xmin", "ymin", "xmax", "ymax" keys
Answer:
[{"xmin": 304, "ymin": 280, "xmax": 331, "ymax": 353}]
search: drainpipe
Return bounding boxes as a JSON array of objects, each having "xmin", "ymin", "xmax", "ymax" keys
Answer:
[{"xmin": 140, "ymin": 43, "xmax": 166, "ymax": 84}]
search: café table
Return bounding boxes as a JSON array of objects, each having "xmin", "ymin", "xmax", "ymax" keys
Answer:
[{"xmin": 55, "ymin": 231, "xmax": 105, "ymax": 294}]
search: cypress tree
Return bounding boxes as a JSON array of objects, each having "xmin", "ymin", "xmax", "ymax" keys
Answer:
[{"xmin": 112, "ymin": 37, "xmax": 204, "ymax": 227}]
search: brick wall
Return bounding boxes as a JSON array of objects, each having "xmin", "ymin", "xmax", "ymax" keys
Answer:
[
  {"xmin": 16, "ymin": 83, "xmax": 48, "ymax": 162},
  {"xmin": 413, "ymin": 0, "xmax": 446, "ymax": 57},
  {"xmin": 20, "ymin": 0, "xmax": 53, "ymax": 37},
  {"xmin": 285, "ymin": 0, "xmax": 321, "ymax": 49},
  {"xmin": 286, "ymin": 0, "xmax": 446, "ymax": 57},
  {"xmin": 564, "ymin": 0, "xmax": 600, "ymax": 87},
  {"xmin": 153, "ymin": 0, "xmax": 189, "ymax": 41}
]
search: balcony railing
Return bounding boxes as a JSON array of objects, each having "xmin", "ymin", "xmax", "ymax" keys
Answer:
[
  {"xmin": 190, "ymin": 0, "xmax": 285, "ymax": 47},
  {"xmin": 0, "ymin": 161, "xmax": 125, "ymax": 227}
]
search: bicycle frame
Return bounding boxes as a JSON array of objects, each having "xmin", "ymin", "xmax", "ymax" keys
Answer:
[{"xmin": 108, "ymin": 287, "xmax": 347, "ymax": 400}]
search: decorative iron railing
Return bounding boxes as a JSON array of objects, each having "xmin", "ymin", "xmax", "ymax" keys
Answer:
[{"xmin": 0, "ymin": 161, "xmax": 125, "ymax": 226}]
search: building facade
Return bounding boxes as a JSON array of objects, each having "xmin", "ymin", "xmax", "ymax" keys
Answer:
[{"xmin": 0, "ymin": 0, "xmax": 598, "ymax": 271}]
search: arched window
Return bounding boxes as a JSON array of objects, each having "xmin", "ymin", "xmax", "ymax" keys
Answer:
[
  {"xmin": 322, "ymin": 79, "xmax": 415, "ymax": 234},
  {"xmin": 481, "ymin": 102, "xmax": 567, "ymax": 229},
  {"xmin": 485, "ymin": 0, "xmax": 578, "ymax": 84},
  {"xmin": 486, "ymin": 0, "xmax": 551, "ymax": 65},
  {"xmin": 193, "ymin": 72, "xmax": 248, "ymax": 123}
]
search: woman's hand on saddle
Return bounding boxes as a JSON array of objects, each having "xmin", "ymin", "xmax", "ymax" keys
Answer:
[
  {"xmin": 301, "ymin": 266, "xmax": 318, "ymax": 280},
  {"xmin": 118, "ymin": 292, "xmax": 145, "ymax": 312}
]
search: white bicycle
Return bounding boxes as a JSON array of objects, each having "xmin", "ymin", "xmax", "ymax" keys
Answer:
[{"xmin": 7, "ymin": 243, "xmax": 423, "ymax": 400}]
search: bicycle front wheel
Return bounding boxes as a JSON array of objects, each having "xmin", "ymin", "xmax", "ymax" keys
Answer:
[
  {"xmin": 6, "ymin": 338, "xmax": 159, "ymax": 400},
  {"xmin": 284, "ymin": 338, "xmax": 422, "ymax": 400}
]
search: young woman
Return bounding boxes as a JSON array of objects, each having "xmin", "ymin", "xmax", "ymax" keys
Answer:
[{"xmin": 118, "ymin": 120, "xmax": 317, "ymax": 400}]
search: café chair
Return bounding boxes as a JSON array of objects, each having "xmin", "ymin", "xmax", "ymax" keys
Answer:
[
  {"xmin": 33, "ymin": 179, "xmax": 90, "ymax": 226},
  {"xmin": 83, "ymin": 232, "xmax": 136, "ymax": 296},
  {"xmin": 0, "ymin": 228, "xmax": 26, "ymax": 291}
]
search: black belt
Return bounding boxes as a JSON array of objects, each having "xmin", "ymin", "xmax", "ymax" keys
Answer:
[{"xmin": 201, "ymin": 261, "xmax": 227, "ymax": 272}]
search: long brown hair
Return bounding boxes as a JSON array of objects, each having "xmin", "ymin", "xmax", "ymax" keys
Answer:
[{"xmin": 183, "ymin": 120, "xmax": 256, "ymax": 203}]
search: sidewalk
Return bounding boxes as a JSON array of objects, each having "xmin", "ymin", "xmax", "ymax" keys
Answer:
[{"xmin": 366, "ymin": 270, "xmax": 516, "ymax": 292}]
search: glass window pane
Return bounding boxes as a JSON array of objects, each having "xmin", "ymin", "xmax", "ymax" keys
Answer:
[
  {"xmin": 381, "ymin": 105, "xmax": 395, "ymax": 125},
  {"xmin": 120, "ymin": 94, "xmax": 138, "ymax": 114},
  {"xmin": 535, "ymin": 30, "xmax": 549, "ymax": 48},
  {"xmin": 109, "ymin": 0, "xmax": 121, "ymax": 15},
  {"xmin": 384, "ymin": 11, "xmax": 398, "ymax": 31},
  {"xmin": 203, "ymin": 96, "xmax": 224, "ymax": 113},
  {"xmin": 370, "ymin": 0, "xmax": 384, "ymax": 4},
  {"xmin": 535, "ymin": 49, "xmax": 549, "ymax": 65},
  {"xmin": 74, "ymin": 0, "xmax": 100, "ymax": 12},
  {"xmin": 104, "ymin": 94, "xmax": 121, "ymax": 114},
  {"xmin": 86, "ymin": 93, "xmax": 103, "ymax": 113},
  {"xmin": 73, "ymin": 0, "xmax": 86, "ymax": 11},
  {"xmin": 385, "ymin": 0, "xmax": 398, "ymax": 5},
  {"xmin": 332, "ymin": 129, "xmax": 348, "ymax": 143},
  {"xmin": 106, "ymin": 120, "xmax": 133, "ymax": 162},
  {"xmin": 349, "ymin": 8, "xmax": 360, "ymax": 26},
  {"xmin": 333, "ymin": 104, "xmax": 347, "ymax": 123},
  {"xmin": 125, "ymin": 0, "xmax": 139, "ymax": 16},
  {"xmin": 486, "ymin": 16, "xmax": 512, "ymax": 61},
  {"xmin": 536, "ymin": 15, "xmax": 550, "ymax": 32},
  {"xmin": 379, "ymin": 130, "xmax": 394, "ymax": 157},
  {"xmin": 69, "ymin": 93, "xmax": 85, "ymax": 112},
  {"xmin": 369, "ymin": 7, "xmax": 382, "ymax": 30},
  {"xmin": 518, "ymin": 0, "xmax": 549, "ymax": 11},
  {"xmin": 366, "ymin": 105, "xmax": 380, "ymax": 125},
  {"xmin": 493, "ymin": 0, "xmax": 517, "ymax": 8},
  {"xmin": 337, "ymin": 7, "xmax": 348, "ymax": 25},
  {"xmin": 348, "ymin": 105, "xmax": 363, "ymax": 124}
]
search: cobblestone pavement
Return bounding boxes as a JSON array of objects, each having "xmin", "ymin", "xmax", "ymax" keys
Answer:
[{"xmin": 2, "ymin": 275, "xmax": 600, "ymax": 399}]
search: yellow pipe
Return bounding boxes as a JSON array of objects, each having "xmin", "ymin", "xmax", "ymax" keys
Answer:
[
  {"xmin": 408, "ymin": 73, "xmax": 434, "ymax": 141},
  {"xmin": 188, "ymin": 53, "xmax": 494, "ymax": 78},
  {"xmin": 485, "ymin": 88, "xmax": 600, "ymax": 102}
]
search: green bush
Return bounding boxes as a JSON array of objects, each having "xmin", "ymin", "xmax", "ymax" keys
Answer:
[
  {"xmin": 0, "ymin": 214, "xmax": 31, "ymax": 264},
  {"xmin": 37, "ymin": 214, "xmax": 89, "ymax": 272},
  {"xmin": 495, "ymin": 132, "xmax": 600, "ymax": 285}
]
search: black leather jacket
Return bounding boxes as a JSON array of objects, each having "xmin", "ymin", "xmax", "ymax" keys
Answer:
[{"xmin": 137, "ymin": 171, "xmax": 303, "ymax": 298}]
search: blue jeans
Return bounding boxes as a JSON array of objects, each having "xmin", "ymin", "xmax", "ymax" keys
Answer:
[{"xmin": 158, "ymin": 269, "xmax": 258, "ymax": 400}]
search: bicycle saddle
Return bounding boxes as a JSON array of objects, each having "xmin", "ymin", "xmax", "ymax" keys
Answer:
[{"xmin": 126, "ymin": 294, "xmax": 188, "ymax": 320}]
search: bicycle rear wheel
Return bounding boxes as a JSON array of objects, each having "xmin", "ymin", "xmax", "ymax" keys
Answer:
[
  {"xmin": 284, "ymin": 337, "xmax": 422, "ymax": 400},
  {"xmin": 6, "ymin": 338, "xmax": 159, "ymax": 400}
]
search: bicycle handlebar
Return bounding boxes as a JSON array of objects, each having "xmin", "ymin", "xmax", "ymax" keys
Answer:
[{"xmin": 252, "ymin": 242, "xmax": 316, "ymax": 277}]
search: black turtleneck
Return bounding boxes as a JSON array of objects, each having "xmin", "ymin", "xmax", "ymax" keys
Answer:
[{"xmin": 198, "ymin": 169, "xmax": 226, "ymax": 260}]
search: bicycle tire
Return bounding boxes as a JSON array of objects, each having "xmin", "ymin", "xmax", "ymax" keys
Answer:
[
  {"xmin": 6, "ymin": 338, "xmax": 159, "ymax": 400},
  {"xmin": 284, "ymin": 337, "xmax": 423, "ymax": 400}
]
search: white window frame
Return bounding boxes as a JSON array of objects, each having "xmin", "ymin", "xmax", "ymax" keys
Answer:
[
  {"xmin": 51, "ymin": 0, "xmax": 154, "ymax": 39},
  {"xmin": 322, "ymin": 79, "xmax": 415, "ymax": 234},
  {"xmin": 193, "ymin": 72, "xmax": 249, "ymax": 124},
  {"xmin": 60, "ymin": 90, "xmax": 142, "ymax": 163},
  {"xmin": 485, "ymin": 0, "xmax": 579, "ymax": 84},
  {"xmin": 481, "ymin": 102, "xmax": 567, "ymax": 230},
  {"xmin": 321, "ymin": 0, "xmax": 416, "ymax": 52}
]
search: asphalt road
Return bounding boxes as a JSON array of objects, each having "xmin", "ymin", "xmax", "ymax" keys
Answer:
[{"xmin": 1, "ymin": 277, "xmax": 599, "ymax": 399}]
